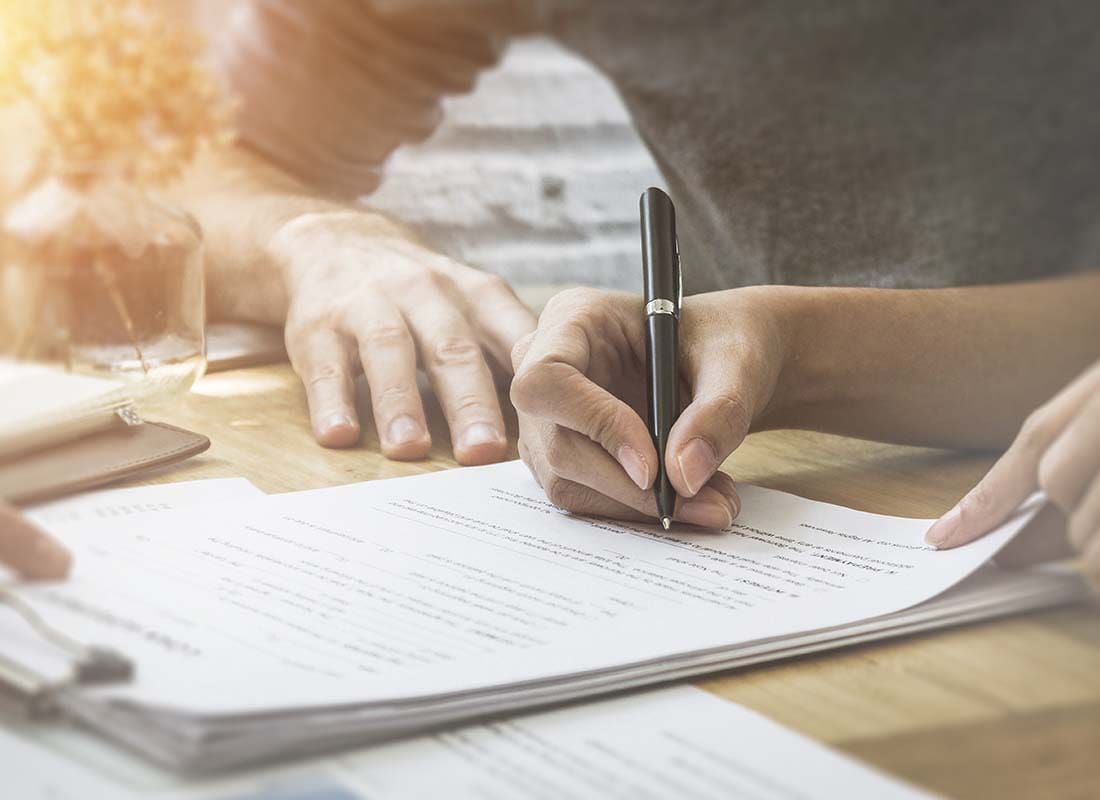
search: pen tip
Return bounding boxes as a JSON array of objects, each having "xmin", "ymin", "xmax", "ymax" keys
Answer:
[{"xmin": 660, "ymin": 516, "xmax": 671, "ymax": 531}]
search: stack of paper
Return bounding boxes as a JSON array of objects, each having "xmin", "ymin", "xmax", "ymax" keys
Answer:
[
  {"xmin": 5, "ymin": 462, "xmax": 1086, "ymax": 772},
  {"xmin": 0, "ymin": 361, "xmax": 133, "ymax": 457}
]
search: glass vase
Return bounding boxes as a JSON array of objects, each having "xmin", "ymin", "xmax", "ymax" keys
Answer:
[{"xmin": 0, "ymin": 173, "xmax": 206, "ymax": 403}]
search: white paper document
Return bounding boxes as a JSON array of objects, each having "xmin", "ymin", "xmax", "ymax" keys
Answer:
[
  {"xmin": 2, "ymin": 461, "xmax": 1082, "ymax": 770},
  {"xmin": 26, "ymin": 478, "xmax": 264, "ymax": 528},
  {"xmin": 3, "ymin": 686, "xmax": 932, "ymax": 799}
]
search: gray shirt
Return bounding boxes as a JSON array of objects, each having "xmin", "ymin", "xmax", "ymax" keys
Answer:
[{"xmin": 212, "ymin": 0, "xmax": 1100, "ymax": 293}]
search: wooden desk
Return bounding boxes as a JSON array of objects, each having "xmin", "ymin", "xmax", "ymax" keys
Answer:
[{"xmin": 139, "ymin": 363, "xmax": 1100, "ymax": 800}]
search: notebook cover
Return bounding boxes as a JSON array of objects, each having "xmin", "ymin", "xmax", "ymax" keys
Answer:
[{"xmin": 0, "ymin": 421, "xmax": 210, "ymax": 506}]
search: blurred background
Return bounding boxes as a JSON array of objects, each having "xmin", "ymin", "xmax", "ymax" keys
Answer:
[{"xmin": 369, "ymin": 38, "xmax": 661, "ymax": 291}]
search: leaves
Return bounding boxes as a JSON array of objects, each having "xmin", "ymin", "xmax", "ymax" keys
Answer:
[{"xmin": 0, "ymin": 0, "xmax": 233, "ymax": 184}]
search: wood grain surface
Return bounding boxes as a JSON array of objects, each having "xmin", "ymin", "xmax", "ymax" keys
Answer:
[{"xmin": 136, "ymin": 363, "xmax": 1100, "ymax": 800}]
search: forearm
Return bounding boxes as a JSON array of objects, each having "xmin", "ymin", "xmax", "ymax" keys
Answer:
[{"xmin": 758, "ymin": 272, "xmax": 1100, "ymax": 449}]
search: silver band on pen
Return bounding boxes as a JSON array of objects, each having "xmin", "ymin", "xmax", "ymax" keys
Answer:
[{"xmin": 645, "ymin": 298, "xmax": 677, "ymax": 317}]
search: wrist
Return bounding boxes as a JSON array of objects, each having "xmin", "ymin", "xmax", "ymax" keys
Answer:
[{"xmin": 744, "ymin": 285, "xmax": 850, "ymax": 430}]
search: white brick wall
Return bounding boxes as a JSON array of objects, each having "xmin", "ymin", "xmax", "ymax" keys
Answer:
[{"xmin": 365, "ymin": 38, "xmax": 663, "ymax": 289}]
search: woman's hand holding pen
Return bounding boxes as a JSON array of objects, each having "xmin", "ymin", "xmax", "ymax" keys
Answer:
[
  {"xmin": 0, "ymin": 502, "xmax": 70, "ymax": 579},
  {"xmin": 511, "ymin": 287, "xmax": 788, "ymax": 528},
  {"xmin": 926, "ymin": 360, "xmax": 1100, "ymax": 576}
]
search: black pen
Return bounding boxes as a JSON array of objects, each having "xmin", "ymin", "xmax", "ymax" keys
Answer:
[{"xmin": 640, "ymin": 187, "xmax": 681, "ymax": 530}]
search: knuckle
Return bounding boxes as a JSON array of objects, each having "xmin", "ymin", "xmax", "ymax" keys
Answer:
[
  {"xmin": 305, "ymin": 362, "xmax": 347, "ymax": 385},
  {"xmin": 449, "ymin": 392, "xmax": 490, "ymax": 417},
  {"xmin": 432, "ymin": 336, "xmax": 482, "ymax": 367},
  {"xmin": 479, "ymin": 271, "xmax": 511, "ymax": 294},
  {"xmin": 402, "ymin": 267, "xmax": 448, "ymax": 294},
  {"xmin": 1036, "ymin": 450, "xmax": 1069, "ymax": 507},
  {"xmin": 543, "ymin": 431, "xmax": 572, "ymax": 474},
  {"xmin": 510, "ymin": 362, "xmax": 552, "ymax": 412},
  {"xmin": 709, "ymin": 392, "xmax": 753, "ymax": 441},
  {"xmin": 544, "ymin": 476, "xmax": 586, "ymax": 511},
  {"xmin": 1017, "ymin": 408, "xmax": 1057, "ymax": 454},
  {"xmin": 546, "ymin": 286, "xmax": 596, "ymax": 310},
  {"xmin": 361, "ymin": 323, "xmax": 410, "ymax": 350},
  {"xmin": 510, "ymin": 332, "xmax": 535, "ymax": 372},
  {"xmin": 285, "ymin": 306, "xmax": 341, "ymax": 337},
  {"xmin": 589, "ymin": 402, "xmax": 629, "ymax": 448},
  {"xmin": 427, "ymin": 268, "xmax": 451, "ymax": 291},
  {"xmin": 386, "ymin": 264, "xmax": 434, "ymax": 294},
  {"xmin": 958, "ymin": 481, "xmax": 994, "ymax": 523},
  {"xmin": 374, "ymin": 384, "xmax": 418, "ymax": 408}
]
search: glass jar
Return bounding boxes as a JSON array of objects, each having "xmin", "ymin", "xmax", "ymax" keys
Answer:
[{"xmin": 0, "ymin": 172, "xmax": 206, "ymax": 402}]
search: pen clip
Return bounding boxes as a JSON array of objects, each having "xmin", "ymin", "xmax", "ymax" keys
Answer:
[{"xmin": 675, "ymin": 248, "xmax": 683, "ymax": 313}]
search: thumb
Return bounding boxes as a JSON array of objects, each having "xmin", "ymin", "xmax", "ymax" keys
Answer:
[
  {"xmin": 0, "ymin": 504, "xmax": 71, "ymax": 580},
  {"xmin": 666, "ymin": 362, "xmax": 755, "ymax": 498}
]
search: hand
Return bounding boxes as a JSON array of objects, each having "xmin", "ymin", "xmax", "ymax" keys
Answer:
[
  {"xmin": 925, "ymin": 361, "xmax": 1100, "ymax": 575},
  {"xmin": 0, "ymin": 502, "xmax": 70, "ymax": 579},
  {"xmin": 271, "ymin": 211, "xmax": 536, "ymax": 464},
  {"xmin": 510, "ymin": 287, "xmax": 789, "ymax": 527}
]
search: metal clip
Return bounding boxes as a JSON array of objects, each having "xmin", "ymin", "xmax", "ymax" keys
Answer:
[
  {"xmin": 0, "ymin": 587, "xmax": 133, "ymax": 719},
  {"xmin": 116, "ymin": 406, "xmax": 143, "ymax": 427}
]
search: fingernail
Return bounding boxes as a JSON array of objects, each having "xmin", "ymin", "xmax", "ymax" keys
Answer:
[
  {"xmin": 677, "ymin": 438, "xmax": 718, "ymax": 497},
  {"xmin": 617, "ymin": 445, "xmax": 650, "ymax": 490},
  {"xmin": 320, "ymin": 413, "xmax": 356, "ymax": 434},
  {"xmin": 33, "ymin": 536, "xmax": 72, "ymax": 578},
  {"xmin": 926, "ymin": 505, "xmax": 961, "ymax": 548},
  {"xmin": 678, "ymin": 500, "xmax": 734, "ymax": 530},
  {"xmin": 460, "ymin": 422, "xmax": 504, "ymax": 451},
  {"xmin": 388, "ymin": 415, "xmax": 425, "ymax": 446}
]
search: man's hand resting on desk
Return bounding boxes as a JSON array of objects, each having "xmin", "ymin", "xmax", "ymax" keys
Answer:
[
  {"xmin": 270, "ymin": 212, "xmax": 536, "ymax": 464},
  {"xmin": 175, "ymin": 147, "xmax": 536, "ymax": 465},
  {"xmin": 510, "ymin": 287, "xmax": 784, "ymax": 528},
  {"xmin": 0, "ymin": 502, "xmax": 70, "ymax": 579},
  {"xmin": 926, "ymin": 361, "xmax": 1100, "ymax": 576}
]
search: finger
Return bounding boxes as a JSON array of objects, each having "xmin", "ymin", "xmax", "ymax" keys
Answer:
[
  {"xmin": 523, "ymin": 411, "xmax": 739, "ymax": 528},
  {"xmin": 511, "ymin": 331, "xmax": 535, "ymax": 373},
  {"xmin": 517, "ymin": 438, "xmax": 540, "ymax": 487},
  {"xmin": 665, "ymin": 352, "xmax": 755, "ymax": 499},
  {"xmin": 350, "ymin": 310, "xmax": 431, "ymax": 460},
  {"xmin": 1038, "ymin": 391, "xmax": 1100, "ymax": 512},
  {"xmin": 456, "ymin": 268, "xmax": 537, "ymax": 373},
  {"xmin": 927, "ymin": 371, "xmax": 1099, "ymax": 549},
  {"xmin": 542, "ymin": 474, "xmax": 654, "ymax": 522},
  {"xmin": 1069, "ymin": 475, "xmax": 1100, "ymax": 552},
  {"xmin": 536, "ymin": 469, "xmax": 737, "ymax": 529},
  {"xmin": 512, "ymin": 330, "xmax": 657, "ymax": 492},
  {"xmin": 285, "ymin": 324, "xmax": 361, "ymax": 448},
  {"xmin": 678, "ymin": 473, "xmax": 742, "ymax": 530},
  {"xmin": 0, "ymin": 505, "xmax": 71, "ymax": 580},
  {"xmin": 539, "ymin": 425, "xmax": 740, "ymax": 523},
  {"xmin": 403, "ymin": 299, "xmax": 506, "ymax": 466},
  {"xmin": 517, "ymin": 419, "xmax": 638, "ymax": 520},
  {"xmin": 992, "ymin": 503, "xmax": 1075, "ymax": 568}
]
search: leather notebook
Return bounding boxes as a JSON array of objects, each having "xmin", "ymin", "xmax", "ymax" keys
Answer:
[{"xmin": 0, "ymin": 421, "xmax": 210, "ymax": 506}]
